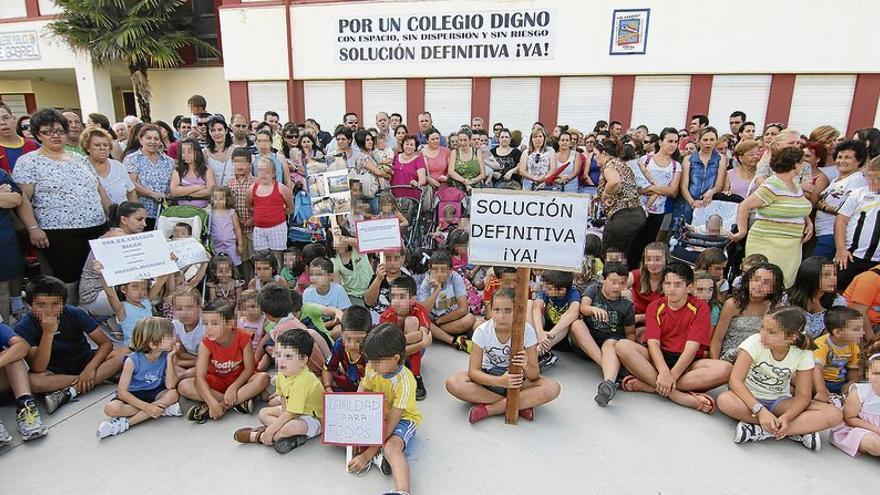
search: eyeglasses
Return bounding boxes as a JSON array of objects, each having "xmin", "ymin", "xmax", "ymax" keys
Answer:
[
  {"xmin": 38, "ymin": 128, "xmax": 66, "ymax": 137},
  {"xmin": 284, "ymin": 134, "xmax": 297, "ymax": 139},
  {"xmin": 196, "ymin": 122, "xmax": 208, "ymax": 127},
  {"xmin": 346, "ymin": 120, "xmax": 358, "ymax": 125}
]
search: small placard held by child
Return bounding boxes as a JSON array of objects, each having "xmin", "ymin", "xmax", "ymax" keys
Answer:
[
  {"xmin": 355, "ymin": 217, "xmax": 402, "ymax": 253},
  {"xmin": 322, "ymin": 393, "xmax": 385, "ymax": 446},
  {"xmin": 469, "ymin": 189, "xmax": 589, "ymax": 271},
  {"xmin": 89, "ymin": 230, "xmax": 178, "ymax": 286},
  {"xmin": 167, "ymin": 238, "xmax": 210, "ymax": 269}
]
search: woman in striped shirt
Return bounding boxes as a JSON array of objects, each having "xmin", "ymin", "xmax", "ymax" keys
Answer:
[{"xmin": 730, "ymin": 147, "xmax": 813, "ymax": 288}]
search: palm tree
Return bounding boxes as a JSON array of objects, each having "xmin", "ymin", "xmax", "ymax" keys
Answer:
[{"xmin": 48, "ymin": 0, "xmax": 217, "ymax": 121}]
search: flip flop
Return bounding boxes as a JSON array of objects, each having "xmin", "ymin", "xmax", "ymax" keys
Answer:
[
  {"xmin": 620, "ymin": 375, "xmax": 647, "ymax": 393},
  {"xmin": 689, "ymin": 392, "xmax": 716, "ymax": 414}
]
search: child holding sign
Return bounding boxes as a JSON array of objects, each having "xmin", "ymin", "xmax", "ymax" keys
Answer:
[
  {"xmin": 349, "ymin": 323, "xmax": 422, "ymax": 494},
  {"xmin": 235, "ymin": 329, "xmax": 324, "ymax": 454},
  {"xmin": 93, "ymin": 260, "xmax": 169, "ymax": 346},
  {"xmin": 445, "ymin": 288, "xmax": 561, "ymax": 423},
  {"xmin": 179, "ymin": 301, "xmax": 270, "ymax": 423}
]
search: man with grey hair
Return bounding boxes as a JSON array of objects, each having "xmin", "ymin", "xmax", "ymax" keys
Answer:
[
  {"xmin": 112, "ymin": 122, "xmax": 128, "ymax": 149},
  {"xmin": 375, "ymin": 111, "xmax": 396, "ymax": 151},
  {"xmin": 415, "ymin": 111, "xmax": 446, "ymax": 146}
]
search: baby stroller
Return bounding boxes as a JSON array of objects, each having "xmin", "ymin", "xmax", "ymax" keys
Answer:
[
  {"xmin": 155, "ymin": 198, "xmax": 211, "ymax": 246},
  {"xmin": 429, "ymin": 185, "xmax": 467, "ymax": 249},
  {"xmin": 670, "ymin": 199, "xmax": 738, "ymax": 266},
  {"xmin": 387, "ymin": 185, "xmax": 426, "ymax": 249}
]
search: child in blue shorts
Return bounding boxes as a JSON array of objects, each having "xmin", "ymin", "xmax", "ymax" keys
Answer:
[{"xmin": 348, "ymin": 323, "xmax": 421, "ymax": 495}]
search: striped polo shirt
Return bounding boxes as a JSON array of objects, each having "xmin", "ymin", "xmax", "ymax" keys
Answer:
[{"xmin": 752, "ymin": 176, "xmax": 812, "ymax": 238}]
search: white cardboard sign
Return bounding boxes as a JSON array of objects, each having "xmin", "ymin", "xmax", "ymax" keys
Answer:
[
  {"xmin": 355, "ymin": 217, "xmax": 402, "ymax": 253},
  {"xmin": 167, "ymin": 238, "xmax": 211, "ymax": 269},
  {"xmin": 322, "ymin": 393, "xmax": 385, "ymax": 446},
  {"xmin": 469, "ymin": 189, "xmax": 589, "ymax": 272},
  {"xmin": 89, "ymin": 231, "xmax": 178, "ymax": 286}
]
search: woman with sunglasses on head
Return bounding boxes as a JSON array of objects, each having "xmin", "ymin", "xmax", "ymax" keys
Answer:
[{"xmin": 12, "ymin": 108, "xmax": 112, "ymax": 300}]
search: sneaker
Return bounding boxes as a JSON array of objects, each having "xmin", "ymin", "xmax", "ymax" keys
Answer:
[
  {"xmin": 186, "ymin": 403, "xmax": 210, "ymax": 423},
  {"xmin": 594, "ymin": 379, "xmax": 617, "ymax": 407},
  {"xmin": 273, "ymin": 434, "xmax": 308, "ymax": 454},
  {"xmin": 468, "ymin": 403, "xmax": 490, "ymax": 424},
  {"xmin": 233, "ymin": 399, "xmax": 254, "ymax": 415},
  {"xmin": 789, "ymin": 432, "xmax": 821, "ymax": 451},
  {"xmin": 452, "ymin": 336, "xmax": 472, "ymax": 353},
  {"xmin": 44, "ymin": 389, "xmax": 72, "ymax": 415},
  {"xmin": 162, "ymin": 402, "xmax": 182, "ymax": 417},
  {"xmin": 372, "ymin": 452, "xmax": 392, "ymax": 475},
  {"xmin": 733, "ymin": 421, "xmax": 773, "ymax": 444},
  {"xmin": 414, "ymin": 375, "xmax": 426, "ymax": 401},
  {"xmin": 16, "ymin": 400, "xmax": 48, "ymax": 441},
  {"xmin": 0, "ymin": 419, "xmax": 11, "ymax": 446},
  {"xmin": 538, "ymin": 351, "xmax": 559, "ymax": 372},
  {"xmin": 828, "ymin": 394, "xmax": 844, "ymax": 409},
  {"xmin": 96, "ymin": 417, "xmax": 129, "ymax": 439}
]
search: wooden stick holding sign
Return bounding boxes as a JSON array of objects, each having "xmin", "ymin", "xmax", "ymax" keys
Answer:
[
  {"xmin": 504, "ymin": 266, "xmax": 531, "ymax": 425},
  {"xmin": 468, "ymin": 189, "xmax": 589, "ymax": 425}
]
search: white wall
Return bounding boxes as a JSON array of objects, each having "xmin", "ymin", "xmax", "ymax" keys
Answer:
[
  {"xmin": 707, "ymin": 75, "xmax": 772, "ymax": 133},
  {"xmin": 630, "ymin": 76, "xmax": 690, "ymax": 133},
  {"xmin": 556, "ymin": 76, "xmax": 613, "ymax": 132},
  {"xmin": 149, "ymin": 67, "xmax": 230, "ymax": 122},
  {"xmin": 303, "ymin": 80, "xmax": 345, "ymax": 130},
  {"xmin": 787, "ymin": 75, "xmax": 856, "ymax": 136},
  {"xmin": 424, "ymin": 79, "xmax": 471, "ymax": 136},
  {"xmin": 362, "ymin": 79, "xmax": 407, "ymax": 126},
  {"xmin": 0, "ymin": 1, "xmax": 27, "ymax": 20},
  {"xmin": 248, "ymin": 82, "xmax": 288, "ymax": 123},
  {"xmin": 223, "ymin": 0, "xmax": 880, "ymax": 81},
  {"xmin": 490, "ymin": 78, "xmax": 540, "ymax": 136}
]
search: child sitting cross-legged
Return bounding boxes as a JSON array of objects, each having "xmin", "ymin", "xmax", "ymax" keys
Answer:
[
  {"xmin": 569, "ymin": 262, "xmax": 636, "ymax": 407},
  {"xmin": 380, "ymin": 276, "xmax": 432, "ymax": 400},
  {"xmin": 259, "ymin": 283, "xmax": 331, "ymax": 377},
  {"xmin": 813, "ymin": 306, "xmax": 864, "ymax": 404},
  {"xmin": 717, "ymin": 306, "xmax": 842, "ymax": 450},
  {"xmin": 170, "ymin": 287, "xmax": 203, "ymax": 379},
  {"xmin": 97, "ymin": 317, "xmax": 181, "ymax": 439},
  {"xmin": 0, "ymin": 321, "xmax": 47, "ymax": 444},
  {"xmin": 234, "ymin": 329, "xmax": 324, "ymax": 454},
  {"xmin": 615, "ymin": 263, "xmax": 732, "ymax": 413},
  {"xmin": 830, "ymin": 337, "xmax": 880, "ymax": 458},
  {"xmin": 179, "ymin": 300, "xmax": 270, "ymax": 422},
  {"xmin": 322, "ymin": 306, "xmax": 371, "ymax": 392},
  {"xmin": 446, "ymin": 288, "xmax": 561, "ymax": 424},
  {"xmin": 94, "ymin": 259, "xmax": 169, "ymax": 346},
  {"xmin": 15, "ymin": 277, "xmax": 124, "ymax": 415},
  {"xmin": 303, "ymin": 257, "xmax": 352, "ymax": 312},
  {"xmin": 417, "ymin": 250, "xmax": 475, "ymax": 353},
  {"xmin": 530, "ymin": 269, "xmax": 587, "ymax": 370},
  {"xmin": 347, "ymin": 324, "xmax": 421, "ymax": 495}
]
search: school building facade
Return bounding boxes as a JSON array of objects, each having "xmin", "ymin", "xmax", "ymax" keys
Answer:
[{"xmin": 1, "ymin": 0, "xmax": 879, "ymax": 135}]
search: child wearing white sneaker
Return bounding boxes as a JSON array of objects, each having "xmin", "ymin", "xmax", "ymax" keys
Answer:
[
  {"xmin": 718, "ymin": 306, "xmax": 842, "ymax": 451},
  {"xmin": 831, "ymin": 339, "xmax": 880, "ymax": 457},
  {"xmin": 0, "ymin": 322, "xmax": 47, "ymax": 444},
  {"xmin": 98, "ymin": 317, "xmax": 181, "ymax": 439}
]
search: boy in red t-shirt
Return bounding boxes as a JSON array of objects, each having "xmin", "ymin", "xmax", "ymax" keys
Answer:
[
  {"xmin": 615, "ymin": 263, "xmax": 732, "ymax": 413},
  {"xmin": 179, "ymin": 300, "xmax": 270, "ymax": 422},
  {"xmin": 380, "ymin": 276, "xmax": 432, "ymax": 400}
]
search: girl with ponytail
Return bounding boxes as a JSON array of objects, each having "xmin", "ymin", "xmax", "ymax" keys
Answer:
[{"xmin": 717, "ymin": 306, "xmax": 841, "ymax": 450}]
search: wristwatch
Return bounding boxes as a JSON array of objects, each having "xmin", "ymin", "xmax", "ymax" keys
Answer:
[{"xmin": 751, "ymin": 402, "xmax": 764, "ymax": 417}]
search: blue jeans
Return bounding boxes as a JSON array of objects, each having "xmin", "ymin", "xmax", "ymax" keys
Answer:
[{"xmin": 812, "ymin": 234, "xmax": 835, "ymax": 259}]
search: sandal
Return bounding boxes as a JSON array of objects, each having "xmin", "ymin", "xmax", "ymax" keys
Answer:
[
  {"xmin": 620, "ymin": 375, "xmax": 647, "ymax": 393},
  {"xmin": 688, "ymin": 392, "xmax": 716, "ymax": 414},
  {"xmin": 452, "ymin": 336, "xmax": 473, "ymax": 353}
]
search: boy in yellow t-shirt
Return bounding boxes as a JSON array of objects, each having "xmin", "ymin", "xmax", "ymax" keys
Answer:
[
  {"xmin": 234, "ymin": 329, "xmax": 323, "ymax": 454},
  {"xmin": 813, "ymin": 306, "xmax": 864, "ymax": 404},
  {"xmin": 348, "ymin": 323, "xmax": 421, "ymax": 495}
]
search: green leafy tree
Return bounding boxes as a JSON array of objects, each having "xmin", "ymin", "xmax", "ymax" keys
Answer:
[{"xmin": 49, "ymin": 0, "xmax": 217, "ymax": 121}]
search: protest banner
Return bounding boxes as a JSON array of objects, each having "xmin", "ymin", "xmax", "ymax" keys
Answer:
[
  {"xmin": 89, "ymin": 231, "xmax": 178, "ymax": 286},
  {"xmin": 323, "ymin": 393, "xmax": 385, "ymax": 471},
  {"xmin": 469, "ymin": 189, "xmax": 590, "ymax": 271},
  {"xmin": 335, "ymin": 10, "xmax": 554, "ymax": 64},
  {"xmin": 307, "ymin": 157, "xmax": 353, "ymax": 218},
  {"xmin": 469, "ymin": 189, "xmax": 589, "ymax": 423},
  {"xmin": 355, "ymin": 217, "xmax": 402, "ymax": 254},
  {"xmin": 167, "ymin": 238, "xmax": 211, "ymax": 269}
]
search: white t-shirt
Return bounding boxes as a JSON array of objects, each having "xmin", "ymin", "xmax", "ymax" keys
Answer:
[
  {"xmin": 472, "ymin": 319, "xmax": 538, "ymax": 373},
  {"xmin": 96, "ymin": 159, "xmax": 136, "ymax": 204},
  {"xmin": 838, "ymin": 185, "xmax": 880, "ymax": 261},
  {"xmin": 738, "ymin": 333, "xmax": 814, "ymax": 401},
  {"xmin": 814, "ymin": 171, "xmax": 866, "ymax": 236},
  {"xmin": 172, "ymin": 319, "xmax": 205, "ymax": 354}
]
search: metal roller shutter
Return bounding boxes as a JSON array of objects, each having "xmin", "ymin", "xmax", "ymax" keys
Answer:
[
  {"xmin": 708, "ymin": 75, "xmax": 772, "ymax": 133},
  {"xmin": 788, "ymin": 75, "xmax": 856, "ymax": 135},
  {"xmin": 0, "ymin": 94, "xmax": 27, "ymax": 116},
  {"xmin": 630, "ymin": 75, "xmax": 691, "ymax": 134},
  {"xmin": 490, "ymin": 77, "xmax": 540, "ymax": 135},
  {"xmin": 247, "ymin": 82, "xmax": 289, "ymax": 123},
  {"xmin": 362, "ymin": 79, "xmax": 406, "ymax": 128},
  {"xmin": 556, "ymin": 76, "xmax": 613, "ymax": 133},
  {"xmin": 303, "ymin": 80, "xmax": 346, "ymax": 131},
  {"xmin": 0, "ymin": 1, "xmax": 27, "ymax": 19},
  {"xmin": 424, "ymin": 79, "xmax": 471, "ymax": 136}
]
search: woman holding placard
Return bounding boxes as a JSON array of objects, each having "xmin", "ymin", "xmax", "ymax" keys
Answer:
[{"xmin": 12, "ymin": 108, "xmax": 111, "ymax": 297}]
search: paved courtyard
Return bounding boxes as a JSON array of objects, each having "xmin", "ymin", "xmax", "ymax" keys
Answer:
[{"xmin": 1, "ymin": 345, "xmax": 877, "ymax": 494}]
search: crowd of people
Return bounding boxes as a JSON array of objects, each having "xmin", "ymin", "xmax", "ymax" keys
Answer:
[{"xmin": 1, "ymin": 93, "xmax": 880, "ymax": 494}]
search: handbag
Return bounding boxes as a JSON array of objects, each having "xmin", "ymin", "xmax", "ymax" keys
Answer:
[{"xmin": 346, "ymin": 155, "xmax": 380, "ymax": 199}]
